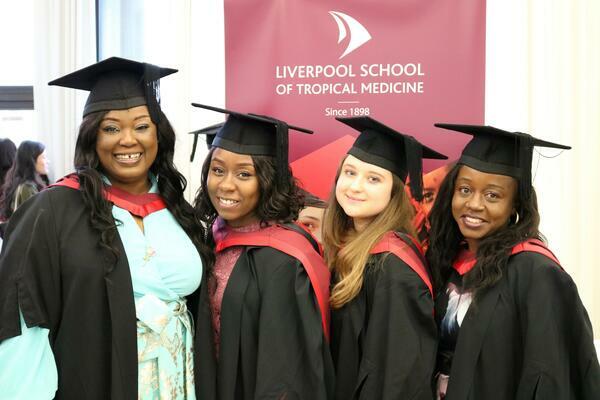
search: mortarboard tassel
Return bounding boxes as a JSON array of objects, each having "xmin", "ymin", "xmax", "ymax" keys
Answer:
[
  {"xmin": 274, "ymin": 119, "xmax": 291, "ymax": 190},
  {"xmin": 144, "ymin": 63, "xmax": 162, "ymax": 125},
  {"xmin": 518, "ymin": 133, "xmax": 535, "ymax": 201},
  {"xmin": 189, "ymin": 131, "xmax": 199, "ymax": 162},
  {"xmin": 405, "ymin": 136, "xmax": 424, "ymax": 202}
]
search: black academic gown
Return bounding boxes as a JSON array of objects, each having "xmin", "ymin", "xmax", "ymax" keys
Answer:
[
  {"xmin": 195, "ymin": 244, "xmax": 335, "ymax": 400},
  {"xmin": 0, "ymin": 186, "xmax": 207, "ymax": 400},
  {"xmin": 436, "ymin": 252, "xmax": 600, "ymax": 400},
  {"xmin": 330, "ymin": 253, "xmax": 438, "ymax": 400}
]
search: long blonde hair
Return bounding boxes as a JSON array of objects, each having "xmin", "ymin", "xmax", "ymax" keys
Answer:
[{"xmin": 323, "ymin": 157, "xmax": 416, "ymax": 309}]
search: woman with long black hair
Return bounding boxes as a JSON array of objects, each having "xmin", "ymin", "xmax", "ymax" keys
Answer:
[
  {"xmin": 0, "ymin": 140, "xmax": 48, "ymax": 220},
  {"xmin": 192, "ymin": 104, "xmax": 333, "ymax": 400},
  {"xmin": 0, "ymin": 138, "xmax": 17, "ymax": 187},
  {"xmin": 0, "ymin": 57, "xmax": 211, "ymax": 399},
  {"xmin": 427, "ymin": 124, "xmax": 599, "ymax": 399}
]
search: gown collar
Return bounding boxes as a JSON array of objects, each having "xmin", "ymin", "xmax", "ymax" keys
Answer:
[
  {"xmin": 452, "ymin": 247, "xmax": 477, "ymax": 275},
  {"xmin": 52, "ymin": 173, "xmax": 166, "ymax": 217}
]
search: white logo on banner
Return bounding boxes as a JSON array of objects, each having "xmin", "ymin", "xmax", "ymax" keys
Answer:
[{"xmin": 329, "ymin": 11, "xmax": 372, "ymax": 59}]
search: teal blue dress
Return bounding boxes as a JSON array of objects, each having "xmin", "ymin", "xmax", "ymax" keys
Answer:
[{"xmin": 0, "ymin": 178, "xmax": 202, "ymax": 399}]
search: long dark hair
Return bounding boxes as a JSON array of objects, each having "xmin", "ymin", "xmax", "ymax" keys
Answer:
[
  {"xmin": 73, "ymin": 109, "xmax": 211, "ymax": 265},
  {"xmin": 426, "ymin": 163, "xmax": 542, "ymax": 297},
  {"xmin": 0, "ymin": 140, "xmax": 46, "ymax": 219},
  {"xmin": 195, "ymin": 147, "xmax": 303, "ymax": 229},
  {"xmin": 0, "ymin": 138, "xmax": 17, "ymax": 186}
]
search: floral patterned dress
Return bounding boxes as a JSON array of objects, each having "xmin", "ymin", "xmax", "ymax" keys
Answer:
[
  {"xmin": 113, "ymin": 183, "xmax": 202, "ymax": 399},
  {"xmin": 0, "ymin": 178, "xmax": 203, "ymax": 399}
]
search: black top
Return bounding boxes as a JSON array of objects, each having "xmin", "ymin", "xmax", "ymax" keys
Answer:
[
  {"xmin": 336, "ymin": 116, "xmax": 447, "ymax": 201},
  {"xmin": 433, "ymin": 252, "xmax": 600, "ymax": 399},
  {"xmin": 330, "ymin": 252, "xmax": 437, "ymax": 399},
  {"xmin": 194, "ymin": 242, "xmax": 334, "ymax": 399},
  {"xmin": 0, "ymin": 187, "xmax": 207, "ymax": 399},
  {"xmin": 434, "ymin": 123, "xmax": 571, "ymax": 200},
  {"xmin": 48, "ymin": 56, "xmax": 177, "ymax": 124},
  {"xmin": 435, "ymin": 268, "xmax": 472, "ymax": 376}
]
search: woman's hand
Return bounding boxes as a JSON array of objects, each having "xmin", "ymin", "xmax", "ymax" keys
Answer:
[{"xmin": 436, "ymin": 373, "xmax": 449, "ymax": 400}]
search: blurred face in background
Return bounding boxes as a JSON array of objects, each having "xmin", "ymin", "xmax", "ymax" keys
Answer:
[
  {"xmin": 298, "ymin": 206, "xmax": 326, "ymax": 243},
  {"xmin": 421, "ymin": 164, "xmax": 451, "ymax": 215},
  {"xmin": 35, "ymin": 151, "xmax": 49, "ymax": 175}
]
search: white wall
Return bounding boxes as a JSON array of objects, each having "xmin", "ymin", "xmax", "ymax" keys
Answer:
[{"xmin": 486, "ymin": 0, "xmax": 600, "ymax": 338}]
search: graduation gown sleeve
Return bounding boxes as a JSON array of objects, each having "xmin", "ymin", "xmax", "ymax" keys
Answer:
[
  {"xmin": 513, "ymin": 253, "xmax": 600, "ymax": 399},
  {"xmin": 0, "ymin": 188, "xmax": 62, "ymax": 341},
  {"xmin": 0, "ymin": 187, "xmax": 139, "ymax": 399},
  {"xmin": 331, "ymin": 253, "xmax": 437, "ymax": 400}
]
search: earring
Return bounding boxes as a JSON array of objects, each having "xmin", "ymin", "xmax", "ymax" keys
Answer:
[{"xmin": 513, "ymin": 212, "xmax": 520, "ymax": 225}]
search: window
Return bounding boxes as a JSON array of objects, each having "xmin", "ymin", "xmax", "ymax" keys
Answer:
[{"xmin": 0, "ymin": 0, "xmax": 35, "ymax": 144}]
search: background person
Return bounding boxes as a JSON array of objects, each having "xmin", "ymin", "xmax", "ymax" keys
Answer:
[
  {"xmin": 408, "ymin": 163, "xmax": 453, "ymax": 250},
  {"xmin": 0, "ymin": 140, "xmax": 48, "ymax": 220},
  {"xmin": 0, "ymin": 138, "xmax": 17, "ymax": 188},
  {"xmin": 297, "ymin": 188, "xmax": 327, "ymax": 244}
]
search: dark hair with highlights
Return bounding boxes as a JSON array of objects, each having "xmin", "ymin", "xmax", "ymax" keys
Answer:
[
  {"xmin": 0, "ymin": 138, "xmax": 17, "ymax": 186},
  {"xmin": 73, "ymin": 109, "xmax": 211, "ymax": 266},
  {"xmin": 194, "ymin": 147, "xmax": 303, "ymax": 228},
  {"xmin": 426, "ymin": 163, "xmax": 543, "ymax": 297},
  {"xmin": 0, "ymin": 140, "xmax": 46, "ymax": 219}
]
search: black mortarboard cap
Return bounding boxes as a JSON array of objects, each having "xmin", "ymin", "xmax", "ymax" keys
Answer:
[
  {"xmin": 48, "ymin": 57, "xmax": 177, "ymax": 124},
  {"xmin": 188, "ymin": 122, "xmax": 223, "ymax": 162},
  {"xmin": 434, "ymin": 123, "xmax": 571, "ymax": 200},
  {"xmin": 191, "ymin": 103, "xmax": 313, "ymax": 187},
  {"xmin": 336, "ymin": 116, "xmax": 447, "ymax": 201}
]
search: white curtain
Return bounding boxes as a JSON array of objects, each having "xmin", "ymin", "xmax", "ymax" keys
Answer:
[
  {"xmin": 32, "ymin": 0, "xmax": 226, "ymax": 198},
  {"xmin": 134, "ymin": 0, "xmax": 226, "ymax": 201},
  {"xmin": 33, "ymin": 0, "xmax": 96, "ymax": 182},
  {"xmin": 486, "ymin": 0, "xmax": 600, "ymax": 338},
  {"xmin": 94, "ymin": 0, "xmax": 225, "ymax": 200}
]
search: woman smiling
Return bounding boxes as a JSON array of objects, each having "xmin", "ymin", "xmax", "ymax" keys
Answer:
[
  {"xmin": 324, "ymin": 116, "xmax": 446, "ymax": 399},
  {"xmin": 0, "ymin": 57, "xmax": 210, "ymax": 399},
  {"xmin": 192, "ymin": 104, "xmax": 333, "ymax": 400},
  {"xmin": 427, "ymin": 124, "xmax": 600, "ymax": 400}
]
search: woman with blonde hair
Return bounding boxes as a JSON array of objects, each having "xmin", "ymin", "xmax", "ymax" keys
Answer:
[{"xmin": 323, "ymin": 116, "xmax": 446, "ymax": 399}]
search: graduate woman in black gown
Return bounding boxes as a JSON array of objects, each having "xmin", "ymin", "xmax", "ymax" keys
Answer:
[
  {"xmin": 0, "ymin": 58, "xmax": 210, "ymax": 399},
  {"xmin": 192, "ymin": 104, "xmax": 334, "ymax": 400},
  {"xmin": 323, "ymin": 116, "xmax": 446, "ymax": 399},
  {"xmin": 427, "ymin": 124, "xmax": 600, "ymax": 400}
]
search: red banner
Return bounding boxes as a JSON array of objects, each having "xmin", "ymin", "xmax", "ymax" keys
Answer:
[{"xmin": 225, "ymin": 1, "xmax": 486, "ymax": 199}]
